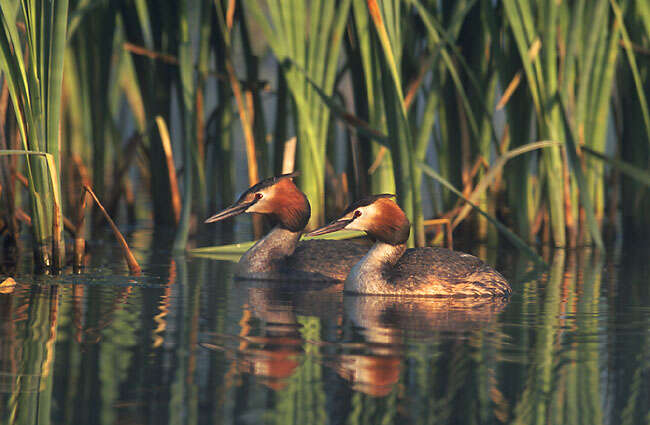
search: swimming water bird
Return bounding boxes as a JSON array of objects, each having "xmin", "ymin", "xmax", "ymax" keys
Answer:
[
  {"xmin": 307, "ymin": 194, "xmax": 511, "ymax": 297},
  {"xmin": 204, "ymin": 173, "xmax": 368, "ymax": 281}
]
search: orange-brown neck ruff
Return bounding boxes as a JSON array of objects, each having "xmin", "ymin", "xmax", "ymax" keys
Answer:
[
  {"xmin": 365, "ymin": 199, "xmax": 410, "ymax": 246},
  {"xmin": 267, "ymin": 178, "xmax": 310, "ymax": 232}
]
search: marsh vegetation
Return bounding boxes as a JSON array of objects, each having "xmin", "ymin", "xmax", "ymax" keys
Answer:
[
  {"xmin": 1, "ymin": 2, "xmax": 650, "ymax": 423},
  {"xmin": 0, "ymin": 0, "xmax": 650, "ymax": 272}
]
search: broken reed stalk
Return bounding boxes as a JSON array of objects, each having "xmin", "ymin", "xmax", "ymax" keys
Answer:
[
  {"xmin": 52, "ymin": 203, "xmax": 62, "ymax": 271},
  {"xmin": 83, "ymin": 185, "xmax": 141, "ymax": 275},
  {"xmin": 73, "ymin": 189, "xmax": 88, "ymax": 273}
]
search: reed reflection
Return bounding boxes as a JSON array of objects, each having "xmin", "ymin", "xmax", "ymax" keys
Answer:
[
  {"xmin": 0, "ymin": 242, "xmax": 647, "ymax": 425},
  {"xmin": 0, "ymin": 285, "xmax": 59, "ymax": 425}
]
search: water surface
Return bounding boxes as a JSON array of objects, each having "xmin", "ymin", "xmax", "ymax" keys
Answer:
[{"xmin": 0, "ymin": 236, "xmax": 648, "ymax": 424}]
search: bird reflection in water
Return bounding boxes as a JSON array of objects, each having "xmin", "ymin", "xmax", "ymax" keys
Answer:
[
  {"xmin": 330, "ymin": 295, "xmax": 509, "ymax": 397},
  {"xmin": 200, "ymin": 280, "xmax": 508, "ymax": 396},
  {"xmin": 200, "ymin": 280, "xmax": 342, "ymax": 391}
]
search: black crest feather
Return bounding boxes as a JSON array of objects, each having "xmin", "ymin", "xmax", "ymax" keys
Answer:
[
  {"xmin": 342, "ymin": 194, "xmax": 396, "ymax": 215},
  {"xmin": 235, "ymin": 172, "xmax": 300, "ymax": 203}
]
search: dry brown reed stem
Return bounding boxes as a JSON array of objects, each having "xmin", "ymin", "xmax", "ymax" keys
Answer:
[
  {"xmin": 52, "ymin": 203, "xmax": 62, "ymax": 271},
  {"xmin": 123, "ymin": 179, "xmax": 136, "ymax": 225},
  {"xmin": 155, "ymin": 117, "xmax": 181, "ymax": 224},
  {"xmin": 15, "ymin": 209, "xmax": 31, "ymax": 226},
  {"xmin": 529, "ymin": 205, "xmax": 544, "ymax": 241},
  {"xmin": 123, "ymin": 42, "xmax": 179, "ymax": 64},
  {"xmin": 226, "ymin": 61, "xmax": 259, "ymax": 187},
  {"xmin": 458, "ymin": 156, "xmax": 489, "ymax": 202},
  {"xmin": 13, "ymin": 170, "xmax": 28, "ymax": 188},
  {"xmin": 105, "ymin": 134, "xmax": 141, "ymax": 219},
  {"xmin": 73, "ymin": 189, "xmax": 88, "ymax": 272},
  {"xmin": 71, "ymin": 155, "xmax": 91, "ymax": 188},
  {"xmin": 226, "ymin": 0, "xmax": 236, "ymax": 30},
  {"xmin": 196, "ymin": 90, "xmax": 205, "ymax": 161},
  {"xmin": 225, "ymin": 54, "xmax": 262, "ymax": 236},
  {"xmin": 618, "ymin": 39, "xmax": 650, "ymax": 56},
  {"xmin": 123, "ymin": 42, "xmax": 268, "ymax": 91},
  {"xmin": 488, "ymin": 126, "xmax": 511, "ymax": 194},
  {"xmin": 15, "ymin": 167, "xmax": 80, "ymax": 237},
  {"xmin": 423, "ymin": 218, "xmax": 453, "ymax": 249},
  {"xmin": 368, "ymin": 53, "xmax": 435, "ymax": 177},
  {"xmin": 404, "ymin": 55, "xmax": 433, "ymax": 110},
  {"xmin": 496, "ymin": 71, "xmax": 522, "ymax": 111},
  {"xmin": 562, "ymin": 149, "xmax": 577, "ymax": 247},
  {"xmin": 456, "ymin": 91, "xmax": 472, "ymax": 199},
  {"xmin": 281, "ymin": 137, "xmax": 297, "ymax": 174},
  {"xmin": 368, "ymin": 148, "xmax": 387, "ymax": 175},
  {"xmin": 84, "ymin": 185, "xmax": 141, "ymax": 275}
]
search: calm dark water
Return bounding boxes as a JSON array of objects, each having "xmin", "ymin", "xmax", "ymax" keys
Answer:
[{"xmin": 0, "ymin": 232, "xmax": 649, "ymax": 425}]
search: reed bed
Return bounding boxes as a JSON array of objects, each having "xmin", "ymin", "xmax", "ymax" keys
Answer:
[{"xmin": 1, "ymin": 0, "xmax": 649, "ymax": 273}]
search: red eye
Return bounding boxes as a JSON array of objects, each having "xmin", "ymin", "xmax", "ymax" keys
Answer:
[
  {"xmin": 354, "ymin": 210, "xmax": 362, "ymax": 218},
  {"xmin": 255, "ymin": 193, "xmax": 263, "ymax": 200}
]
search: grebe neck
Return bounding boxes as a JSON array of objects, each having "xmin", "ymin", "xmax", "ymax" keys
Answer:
[
  {"xmin": 236, "ymin": 226, "xmax": 302, "ymax": 274},
  {"xmin": 344, "ymin": 242, "xmax": 406, "ymax": 294}
]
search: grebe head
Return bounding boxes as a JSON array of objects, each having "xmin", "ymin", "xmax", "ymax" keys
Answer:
[
  {"xmin": 308, "ymin": 194, "xmax": 410, "ymax": 245},
  {"xmin": 204, "ymin": 172, "xmax": 310, "ymax": 232}
]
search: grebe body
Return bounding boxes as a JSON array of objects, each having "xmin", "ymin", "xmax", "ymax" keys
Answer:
[
  {"xmin": 205, "ymin": 173, "xmax": 367, "ymax": 281},
  {"xmin": 308, "ymin": 195, "xmax": 511, "ymax": 297}
]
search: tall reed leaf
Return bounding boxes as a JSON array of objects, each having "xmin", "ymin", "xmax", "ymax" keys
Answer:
[
  {"xmin": 367, "ymin": 0, "xmax": 423, "ymax": 246},
  {"xmin": 244, "ymin": 0, "xmax": 351, "ymax": 227},
  {"xmin": 0, "ymin": 0, "xmax": 69, "ymax": 269}
]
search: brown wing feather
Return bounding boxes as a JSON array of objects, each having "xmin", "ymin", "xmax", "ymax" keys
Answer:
[
  {"xmin": 386, "ymin": 247, "xmax": 510, "ymax": 297},
  {"xmin": 285, "ymin": 239, "xmax": 370, "ymax": 281}
]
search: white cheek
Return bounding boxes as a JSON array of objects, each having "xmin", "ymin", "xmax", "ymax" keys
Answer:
[
  {"xmin": 344, "ymin": 215, "xmax": 371, "ymax": 231},
  {"xmin": 246, "ymin": 201, "xmax": 263, "ymax": 213},
  {"xmin": 344, "ymin": 221, "xmax": 363, "ymax": 231}
]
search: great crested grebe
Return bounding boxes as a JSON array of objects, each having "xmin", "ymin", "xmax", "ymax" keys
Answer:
[
  {"xmin": 307, "ymin": 194, "xmax": 511, "ymax": 297},
  {"xmin": 204, "ymin": 173, "xmax": 367, "ymax": 281}
]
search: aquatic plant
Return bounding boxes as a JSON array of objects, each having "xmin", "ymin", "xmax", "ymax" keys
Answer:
[
  {"xmin": 0, "ymin": 0, "xmax": 650, "ymax": 272},
  {"xmin": 0, "ymin": 0, "xmax": 69, "ymax": 269}
]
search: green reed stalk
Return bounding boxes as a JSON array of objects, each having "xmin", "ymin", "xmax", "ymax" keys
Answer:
[
  {"xmin": 617, "ymin": 0, "xmax": 650, "ymax": 239},
  {"xmin": 174, "ymin": 0, "xmax": 209, "ymax": 251},
  {"xmin": 500, "ymin": 0, "xmax": 612, "ymax": 247},
  {"xmin": 244, "ymin": 0, "xmax": 351, "ymax": 228},
  {"xmin": 457, "ymin": 1, "xmax": 498, "ymax": 241},
  {"xmin": 123, "ymin": 0, "xmax": 178, "ymax": 229},
  {"xmin": 408, "ymin": 0, "xmax": 503, "ymax": 226},
  {"xmin": 208, "ymin": 19, "xmax": 235, "ymax": 227},
  {"xmin": 367, "ymin": 0, "xmax": 424, "ymax": 246},
  {"xmin": 348, "ymin": 0, "xmax": 395, "ymax": 196},
  {"xmin": 495, "ymin": 23, "xmax": 536, "ymax": 241},
  {"xmin": 67, "ymin": 4, "xmax": 118, "ymax": 233},
  {"xmin": 0, "ymin": 0, "xmax": 68, "ymax": 270},
  {"xmin": 502, "ymin": 0, "xmax": 566, "ymax": 247}
]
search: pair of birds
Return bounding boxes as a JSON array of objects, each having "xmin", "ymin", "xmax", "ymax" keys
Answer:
[{"xmin": 205, "ymin": 172, "xmax": 510, "ymax": 297}]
